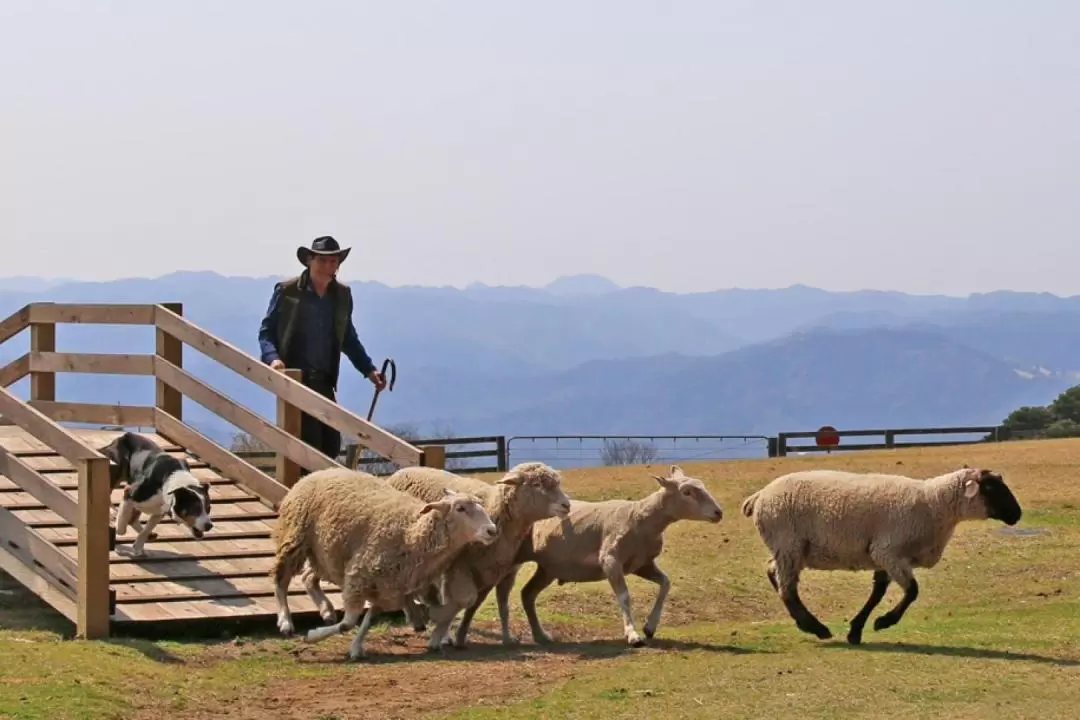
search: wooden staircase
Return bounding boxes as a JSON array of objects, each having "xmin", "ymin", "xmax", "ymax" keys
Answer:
[{"xmin": 0, "ymin": 302, "xmax": 443, "ymax": 638}]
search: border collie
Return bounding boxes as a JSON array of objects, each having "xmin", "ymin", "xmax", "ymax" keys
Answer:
[{"xmin": 98, "ymin": 431, "xmax": 214, "ymax": 557}]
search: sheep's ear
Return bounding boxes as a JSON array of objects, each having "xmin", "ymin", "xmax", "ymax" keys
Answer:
[
  {"xmin": 419, "ymin": 501, "xmax": 444, "ymax": 515},
  {"xmin": 496, "ymin": 472, "xmax": 522, "ymax": 486},
  {"xmin": 669, "ymin": 464, "xmax": 685, "ymax": 478},
  {"xmin": 653, "ymin": 474, "xmax": 678, "ymax": 489},
  {"xmin": 963, "ymin": 478, "xmax": 980, "ymax": 498}
]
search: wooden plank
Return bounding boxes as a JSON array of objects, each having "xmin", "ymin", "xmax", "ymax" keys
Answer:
[
  {"xmin": 0, "ymin": 506, "xmax": 79, "ymax": 596},
  {"xmin": 3, "ymin": 465, "xmax": 229, "ymax": 491},
  {"xmin": 107, "ymin": 556, "xmax": 280, "ymax": 582},
  {"xmin": 30, "ymin": 322, "xmax": 55, "ymax": 402},
  {"xmin": 154, "ymin": 305, "xmax": 423, "ymax": 467},
  {"xmin": 112, "ymin": 590, "xmax": 344, "ymax": 623},
  {"xmin": 72, "ymin": 428, "xmax": 181, "ymax": 452},
  {"xmin": 112, "ymin": 575, "xmax": 340, "ymax": 604},
  {"xmin": 43, "ymin": 518, "xmax": 276, "ymax": 545},
  {"xmin": 27, "ymin": 302, "xmax": 157, "ymax": 325},
  {"xmin": 29, "ymin": 401, "xmax": 156, "ymax": 427},
  {"xmin": 0, "ymin": 544, "xmax": 78, "ymax": 622},
  {"xmin": 0, "ymin": 304, "xmax": 31, "ymax": 345},
  {"xmin": 12, "ymin": 449, "xmax": 200, "ymax": 474},
  {"xmin": 155, "ymin": 302, "xmax": 183, "ymax": 421},
  {"xmin": 30, "ymin": 352, "xmax": 155, "ymax": 376},
  {"xmin": 154, "ymin": 358, "xmax": 338, "ymax": 475},
  {"xmin": 4, "ymin": 497, "xmax": 271, "ymax": 521},
  {"xmin": 0, "ymin": 353, "xmax": 30, "ymax": 389},
  {"xmin": 0, "ymin": 447, "xmax": 79, "ymax": 525},
  {"xmin": 78, "ymin": 457, "xmax": 113, "ymax": 638},
  {"xmin": 154, "ymin": 409, "xmax": 287, "ymax": 509},
  {"xmin": 276, "ymin": 368, "xmax": 303, "ymax": 487},
  {"xmin": 0, "ymin": 386, "xmax": 104, "ymax": 462}
]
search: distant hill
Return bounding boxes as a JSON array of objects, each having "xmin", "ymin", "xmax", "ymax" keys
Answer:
[{"xmin": 1, "ymin": 272, "xmax": 1078, "ymax": 445}]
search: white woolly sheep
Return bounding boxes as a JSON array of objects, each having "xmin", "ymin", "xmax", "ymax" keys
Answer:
[
  {"xmin": 269, "ymin": 466, "xmax": 498, "ymax": 661},
  {"xmin": 495, "ymin": 464, "xmax": 723, "ymax": 647},
  {"xmin": 385, "ymin": 461, "xmax": 571, "ymax": 650},
  {"xmin": 740, "ymin": 465, "xmax": 1023, "ymax": 645}
]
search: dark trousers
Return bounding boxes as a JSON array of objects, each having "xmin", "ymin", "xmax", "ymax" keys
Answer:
[{"xmin": 299, "ymin": 369, "xmax": 341, "ymax": 473}]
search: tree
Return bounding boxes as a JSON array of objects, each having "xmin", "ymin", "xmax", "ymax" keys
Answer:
[
  {"xmin": 601, "ymin": 438, "xmax": 660, "ymax": 466},
  {"xmin": 1002, "ymin": 405, "xmax": 1056, "ymax": 433},
  {"xmin": 230, "ymin": 432, "xmax": 271, "ymax": 453},
  {"xmin": 1049, "ymin": 386, "xmax": 1080, "ymax": 425}
]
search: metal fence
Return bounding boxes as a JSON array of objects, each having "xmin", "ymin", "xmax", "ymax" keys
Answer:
[{"xmin": 506, "ymin": 434, "xmax": 771, "ymax": 470}]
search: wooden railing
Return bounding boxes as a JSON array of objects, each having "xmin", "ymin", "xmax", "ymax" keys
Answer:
[
  {"xmin": 772, "ymin": 425, "xmax": 1004, "ymax": 456},
  {"xmin": 0, "ymin": 300, "xmax": 442, "ymax": 639},
  {"xmin": 239, "ymin": 435, "xmax": 510, "ymax": 476}
]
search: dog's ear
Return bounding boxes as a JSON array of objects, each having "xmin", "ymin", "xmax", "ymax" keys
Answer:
[
  {"xmin": 199, "ymin": 482, "xmax": 211, "ymax": 501},
  {"xmin": 99, "ymin": 437, "xmax": 123, "ymax": 465}
]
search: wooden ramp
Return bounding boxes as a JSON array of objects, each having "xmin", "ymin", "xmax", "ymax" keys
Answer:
[
  {"xmin": 0, "ymin": 301, "xmax": 441, "ymax": 637},
  {"xmin": 0, "ymin": 425, "xmax": 344, "ymax": 627}
]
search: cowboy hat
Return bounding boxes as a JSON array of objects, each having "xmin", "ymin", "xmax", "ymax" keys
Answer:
[{"xmin": 297, "ymin": 235, "xmax": 351, "ymax": 266}]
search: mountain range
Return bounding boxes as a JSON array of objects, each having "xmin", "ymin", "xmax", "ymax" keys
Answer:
[{"xmin": 1, "ymin": 272, "xmax": 1077, "ymax": 456}]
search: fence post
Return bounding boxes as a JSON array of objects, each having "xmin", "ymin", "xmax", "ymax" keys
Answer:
[
  {"xmin": 155, "ymin": 302, "xmax": 183, "ymax": 421},
  {"xmin": 276, "ymin": 368, "xmax": 303, "ymax": 486},
  {"xmin": 30, "ymin": 313, "xmax": 56, "ymax": 403},
  {"xmin": 78, "ymin": 456, "xmax": 112, "ymax": 639},
  {"xmin": 420, "ymin": 444, "xmax": 446, "ymax": 469},
  {"xmin": 495, "ymin": 436, "xmax": 508, "ymax": 471},
  {"xmin": 767, "ymin": 437, "xmax": 779, "ymax": 458},
  {"xmin": 776, "ymin": 433, "xmax": 788, "ymax": 457},
  {"xmin": 884, "ymin": 431, "xmax": 895, "ymax": 448}
]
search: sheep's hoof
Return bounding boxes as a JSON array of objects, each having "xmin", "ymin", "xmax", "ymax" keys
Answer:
[
  {"xmin": 501, "ymin": 635, "xmax": 521, "ymax": 646},
  {"xmin": 344, "ymin": 651, "xmax": 367, "ymax": 662},
  {"xmin": 643, "ymin": 626, "xmax": 656, "ymax": 639},
  {"xmin": 846, "ymin": 630, "xmax": 863, "ymax": 645},
  {"xmin": 627, "ymin": 633, "xmax": 646, "ymax": 648},
  {"xmin": 277, "ymin": 618, "xmax": 295, "ymax": 637}
]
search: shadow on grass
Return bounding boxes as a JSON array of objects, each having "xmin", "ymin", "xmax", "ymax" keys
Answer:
[
  {"xmin": 103, "ymin": 637, "xmax": 187, "ymax": 664},
  {"xmin": 825, "ymin": 641, "xmax": 1080, "ymax": 667},
  {"xmin": 296, "ymin": 631, "xmax": 766, "ymax": 666}
]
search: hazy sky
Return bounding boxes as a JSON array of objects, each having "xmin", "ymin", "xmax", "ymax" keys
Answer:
[{"xmin": 3, "ymin": 1, "xmax": 1078, "ymax": 295}]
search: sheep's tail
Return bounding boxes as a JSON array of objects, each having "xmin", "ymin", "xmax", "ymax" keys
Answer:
[
  {"xmin": 740, "ymin": 490, "xmax": 761, "ymax": 518},
  {"xmin": 269, "ymin": 502, "xmax": 310, "ymax": 588}
]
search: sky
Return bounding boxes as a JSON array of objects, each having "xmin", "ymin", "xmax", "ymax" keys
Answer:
[{"xmin": 2, "ymin": 1, "xmax": 1078, "ymax": 296}]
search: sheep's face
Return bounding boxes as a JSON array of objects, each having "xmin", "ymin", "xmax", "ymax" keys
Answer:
[
  {"xmin": 422, "ymin": 493, "xmax": 498, "ymax": 545},
  {"xmin": 496, "ymin": 462, "xmax": 572, "ymax": 520},
  {"xmin": 654, "ymin": 465, "xmax": 723, "ymax": 523},
  {"xmin": 961, "ymin": 468, "xmax": 1022, "ymax": 525}
]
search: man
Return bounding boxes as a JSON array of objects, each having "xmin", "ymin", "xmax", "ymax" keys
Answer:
[{"xmin": 258, "ymin": 235, "xmax": 386, "ymax": 466}]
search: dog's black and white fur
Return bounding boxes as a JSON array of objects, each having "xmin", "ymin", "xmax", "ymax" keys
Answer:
[{"xmin": 99, "ymin": 431, "xmax": 214, "ymax": 557}]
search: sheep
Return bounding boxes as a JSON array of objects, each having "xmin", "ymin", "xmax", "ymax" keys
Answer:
[
  {"xmin": 494, "ymin": 464, "xmax": 723, "ymax": 647},
  {"xmin": 384, "ymin": 461, "xmax": 572, "ymax": 650},
  {"xmin": 269, "ymin": 466, "xmax": 498, "ymax": 661},
  {"xmin": 739, "ymin": 465, "xmax": 1023, "ymax": 645}
]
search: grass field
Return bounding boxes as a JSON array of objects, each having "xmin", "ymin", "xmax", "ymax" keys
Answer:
[{"xmin": 2, "ymin": 438, "xmax": 1079, "ymax": 719}]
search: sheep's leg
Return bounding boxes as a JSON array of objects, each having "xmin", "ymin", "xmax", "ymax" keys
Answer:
[
  {"xmin": 847, "ymin": 570, "xmax": 890, "ymax": 645},
  {"xmin": 345, "ymin": 603, "xmax": 379, "ymax": 661},
  {"xmin": 872, "ymin": 559, "xmax": 918, "ymax": 633},
  {"xmin": 425, "ymin": 600, "xmax": 462, "ymax": 652},
  {"xmin": 633, "ymin": 560, "xmax": 671, "ymax": 640},
  {"xmin": 494, "ymin": 566, "xmax": 521, "ymax": 645},
  {"xmin": 452, "ymin": 585, "xmax": 492, "ymax": 649},
  {"xmin": 602, "ymin": 556, "xmax": 645, "ymax": 647},
  {"xmin": 520, "ymin": 565, "xmax": 556, "ymax": 645},
  {"xmin": 402, "ymin": 595, "xmax": 428, "ymax": 633},
  {"xmin": 765, "ymin": 558, "xmax": 779, "ymax": 591},
  {"xmin": 774, "ymin": 555, "xmax": 832, "ymax": 640},
  {"xmin": 302, "ymin": 567, "xmax": 338, "ymax": 624}
]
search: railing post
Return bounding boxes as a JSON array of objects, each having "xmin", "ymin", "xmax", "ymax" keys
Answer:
[
  {"xmin": 776, "ymin": 433, "xmax": 788, "ymax": 457},
  {"xmin": 78, "ymin": 456, "xmax": 112, "ymax": 639},
  {"xmin": 30, "ymin": 311, "xmax": 56, "ymax": 403},
  {"xmin": 495, "ymin": 436, "xmax": 508, "ymax": 471},
  {"xmin": 884, "ymin": 430, "xmax": 896, "ymax": 448},
  {"xmin": 420, "ymin": 444, "xmax": 446, "ymax": 469},
  {"xmin": 767, "ymin": 437, "xmax": 779, "ymax": 458},
  {"xmin": 276, "ymin": 368, "xmax": 303, "ymax": 487},
  {"xmin": 155, "ymin": 303, "xmax": 183, "ymax": 422}
]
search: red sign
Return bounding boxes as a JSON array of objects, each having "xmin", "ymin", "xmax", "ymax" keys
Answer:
[{"xmin": 815, "ymin": 425, "xmax": 840, "ymax": 447}]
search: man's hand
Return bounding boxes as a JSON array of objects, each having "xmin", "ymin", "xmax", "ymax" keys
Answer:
[
  {"xmin": 367, "ymin": 369, "xmax": 387, "ymax": 391},
  {"xmin": 269, "ymin": 359, "xmax": 285, "ymax": 371}
]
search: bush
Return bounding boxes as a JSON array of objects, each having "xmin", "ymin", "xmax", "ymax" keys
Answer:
[{"xmin": 601, "ymin": 438, "xmax": 659, "ymax": 466}]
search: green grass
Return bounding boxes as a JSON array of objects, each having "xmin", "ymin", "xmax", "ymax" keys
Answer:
[{"xmin": 2, "ymin": 439, "xmax": 1080, "ymax": 718}]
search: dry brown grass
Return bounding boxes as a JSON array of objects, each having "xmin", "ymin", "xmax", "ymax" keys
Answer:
[{"xmin": 2, "ymin": 438, "xmax": 1080, "ymax": 719}]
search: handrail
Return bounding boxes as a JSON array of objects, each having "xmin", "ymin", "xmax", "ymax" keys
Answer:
[
  {"xmin": 153, "ymin": 305, "xmax": 424, "ymax": 467},
  {"xmin": 0, "ymin": 304, "xmax": 31, "ymax": 346}
]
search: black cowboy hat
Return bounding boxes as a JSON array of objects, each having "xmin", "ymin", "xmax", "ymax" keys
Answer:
[{"xmin": 297, "ymin": 236, "xmax": 351, "ymax": 266}]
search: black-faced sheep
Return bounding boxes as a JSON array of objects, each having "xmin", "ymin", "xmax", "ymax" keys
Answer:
[
  {"xmin": 495, "ymin": 464, "xmax": 723, "ymax": 647},
  {"xmin": 384, "ymin": 461, "xmax": 572, "ymax": 650},
  {"xmin": 269, "ymin": 466, "xmax": 497, "ymax": 661},
  {"xmin": 740, "ymin": 465, "xmax": 1022, "ymax": 645}
]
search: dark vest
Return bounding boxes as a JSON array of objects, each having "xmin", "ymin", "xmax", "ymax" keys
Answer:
[{"xmin": 273, "ymin": 271, "xmax": 353, "ymax": 385}]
